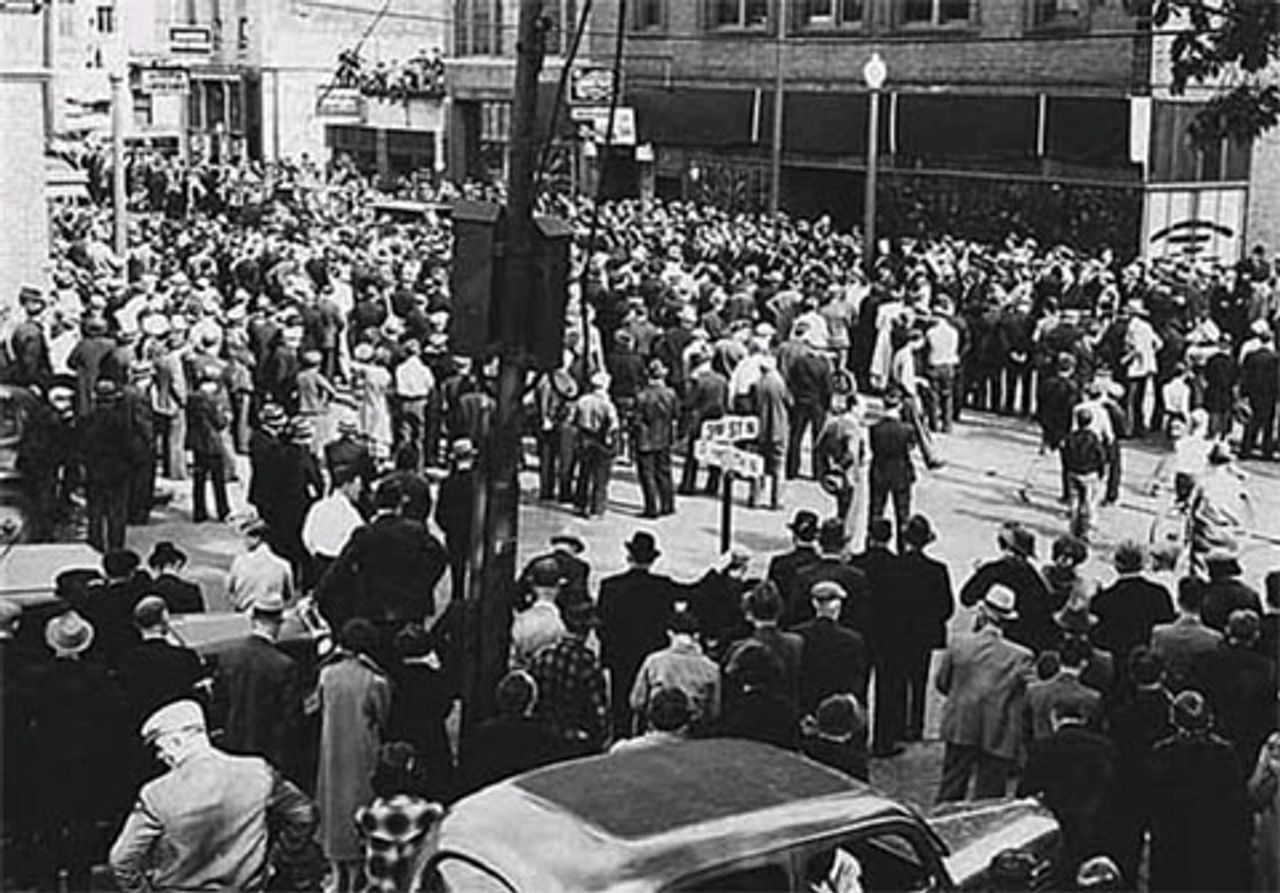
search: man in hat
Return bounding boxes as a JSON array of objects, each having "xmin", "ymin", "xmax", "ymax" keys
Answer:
[
  {"xmin": 187, "ymin": 370, "xmax": 232, "ymax": 523},
  {"xmin": 1052, "ymin": 603, "xmax": 1116, "ymax": 697},
  {"xmin": 82, "ymin": 377, "xmax": 134, "ymax": 550},
  {"xmin": 1090, "ymin": 540, "xmax": 1174, "ymax": 684},
  {"xmin": 208, "ymin": 591, "xmax": 304, "ymax": 781},
  {"xmin": 1025, "ymin": 636, "xmax": 1104, "ymax": 742},
  {"xmin": 534, "ymin": 356, "xmax": 580, "ymax": 503},
  {"xmin": 801, "ymin": 692, "xmax": 870, "ymax": 782},
  {"xmin": 1122, "ymin": 299, "xmax": 1162, "ymax": 436},
  {"xmin": 436, "ymin": 438, "xmax": 479, "ymax": 598},
  {"xmin": 792, "ymin": 518, "xmax": 870, "ymax": 635},
  {"xmin": 325, "ymin": 416, "xmax": 376, "ymax": 490},
  {"xmin": 228, "ymin": 516, "xmax": 296, "ymax": 613},
  {"xmin": 868, "ymin": 389, "xmax": 916, "ymax": 543},
  {"xmin": 116, "ymin": 597, "xmax": 206, "ymax": 726},
  {"xmin": 924, "ymin": 298, "xmax": 962, "ymax": 432},
  {"xmin": 518, "ymin": 530, "xmax": 591, "ymax": 611},
  {"xmin": 529, "ymin": 600, "xmax": 610, "ymax": 754},
  {"xmin": 792, "ymin": 581, "xmax": 870, "ymax": 716},
  {"xmin": 109, "ymin": 700, "xmax": 317, "ymax": 893},
  {"xmin": 572, "ymin": 370, "xmax": 620, "ymax": 518},
  {"xmin": 961, "ymin": 522, "xmax": 1055, "ymax": 653},
  {"xmin": 1239, "ymin": 322, "xmax": 1278, "ymax": 459},
  {"xmin": 813, "ymin": 388, "xmax": 866, "ymax": 534},
  {"xmin": 147, "ymin": 541, "xmax": 204, "ymax": 614},
  {"xmin": 150, "ymin": 322, "xmax": 188, "ymax": 480},
  {"xmin": 936, "ymin": 585, "xmax": 1035, "ymax": 801},
  {"xmin": 629, "ymin": 603, "xmax": 721, "ymax": 735},
  {"xmin": 598, "ymin": 531, "xmax": 678, "ymax": 738},
  {"xmin": 67, "ymin": 312, "xmax": 115, "ymax": 416},
  {"xmin": 248, "ymin": 403, "xmax": 287, "ymax": 520},
  {"xmin": 767, "ymin": 510, "xmax": 822, "ymax": 617},
  {"xmin": 1190, "ymin": 608, "xmax": 1277, "ymax": 772},
  {"xmin": 1022, "ymin": 351, "xmax": 1080, "ymax": 504},
  {"xmin": 8, "ymin": 285, "xmax": 52, "ymax": 387},
  {"xmin": 1200, "ymin": 546, "xmax": 1263, "ymax": 632},
  {"xmin": 1145, "ymin": 690, "xmax": 1253, "ymax": 893},
  {"xmin": 677, "ymin": 343, "xmax": 729, "ymax": 496},
  {"xmin": 1061, "ymin": 404, "xmax": 1107, "ymax": 541},
  {"xmin": 633, "ymin": 358, "xmax": 679, "ymax": 518},
  {"xmin": 894, "ymin": 514, "xmax": 953, "ymax": 742},
  {"xmin": 779, "ymin": 322, "xmax": 833, "ymax": 481}
]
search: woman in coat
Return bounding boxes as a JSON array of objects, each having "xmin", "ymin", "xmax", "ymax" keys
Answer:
[{"xmin": 316, "ymin": 619, "xmax": 393, "ymax": 892}]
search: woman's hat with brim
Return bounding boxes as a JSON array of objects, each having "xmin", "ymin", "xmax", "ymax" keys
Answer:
[
  {"xmin": 549, "ymin": 530, "xmax": 586, "ymax": 554},
  {"xmin": 902, "ymin": 514, "xmax": 937, "ymax": 548}
]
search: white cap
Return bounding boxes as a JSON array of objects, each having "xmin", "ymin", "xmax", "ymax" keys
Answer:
[{"xmin": 140, "ymin": 699, "xmax": 206, "ymax": 742}]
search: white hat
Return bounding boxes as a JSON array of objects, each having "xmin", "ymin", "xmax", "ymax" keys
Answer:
[{"xmin": 140, "ymin": 699, "xmax": 206, "ymax": 742}]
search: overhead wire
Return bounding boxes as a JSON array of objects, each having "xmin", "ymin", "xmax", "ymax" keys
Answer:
[{"xmin": 534, "ymin": 0, "xmax": 595, "ymax": 193}]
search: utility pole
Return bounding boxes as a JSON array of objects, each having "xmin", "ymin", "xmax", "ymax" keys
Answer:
[
  {"xmin": 767, "ymin": 0, "xmax": 786, "ymax": 214},
  {"xmin": 110, "ymin": 71, "xmax": 127, "ymax": 260},
  {"xmin": 461, "ymin": 0, "xmax": 545, "ymax": 738}
]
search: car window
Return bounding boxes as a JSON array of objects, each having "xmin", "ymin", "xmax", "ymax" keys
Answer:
[
  {"xmin": 677, "ymin": 862, "xmax": 790, "ymax": 891},
  {"xmin": 420, "ymin": 855, "xmax": 516, "ymax": 893},
  {"xmin": 801, "ymin": 830, "xmax": 937, "ymax": 893}
]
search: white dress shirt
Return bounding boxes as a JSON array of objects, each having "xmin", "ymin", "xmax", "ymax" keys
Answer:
[{"xmin": 301, "ymin": 491, "xmax": 364, "ymax": 559}]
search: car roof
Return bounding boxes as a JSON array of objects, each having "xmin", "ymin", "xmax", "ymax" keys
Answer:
[{"xmin": 432, "ymin": 740, "xmax": 919, "ymax": 892}]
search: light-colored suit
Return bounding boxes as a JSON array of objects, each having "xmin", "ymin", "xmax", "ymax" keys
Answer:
[
  {"xmin": 937, "ymin": 625, "xmax": 1035, "ymax": 760},
  {"xmin": 110, "ymin": 747, "xmax": 315, "ymax": 893}
]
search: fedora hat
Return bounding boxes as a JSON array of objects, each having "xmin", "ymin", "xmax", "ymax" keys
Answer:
[
  {"xmin": 46, "ymin": 610, "xmax": 94, "ymax": 657},
  {"xmin": 625, "ymin": 531, "xmax": 661, "ymax": 563},
  {"xmin": 787, "ymin": 509, "xmax": 819, "ymax": 542},
  {"xmin": 980, "ymin": 585, "xmax": 1019, "ymax": 622},
  {"xmin": 902, "ymin": 514, "xmax": 937, "ymax": 548},
  {"xmin": 549, "ymin": 530, "xmax": 586, "ymax": 553},
  {"xmin": 141, "ymin": 699, "xmax": 206, "ymax": 743}
]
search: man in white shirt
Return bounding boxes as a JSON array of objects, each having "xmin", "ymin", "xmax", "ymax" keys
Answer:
[
  {"xmin": 925, "ymin": 298, "xmax": 961, "ymax": 432},
  {"xmin": 1123, "ymin": 301, "xmax": 1163, "ymax": 437},
  {"xmin": 301, "ymin": 467, "xmax": 365, "ymax": 583},
  {"xmin": 393, "ymin": 337, "xmax": 435, "ymax": 468}
]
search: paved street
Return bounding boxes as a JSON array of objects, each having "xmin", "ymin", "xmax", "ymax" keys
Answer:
[{"xmin": 117, "ymin": 405, "xmax": 1280, "ymax": 808}]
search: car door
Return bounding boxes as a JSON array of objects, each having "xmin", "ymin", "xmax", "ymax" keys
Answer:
[
  {"xmin": 791, "ymin": 820, "xmax": 952, "ymax": 893},
  {"xmin": 668, "ymin": 853, "xmax": 793, "ymax": 892}
]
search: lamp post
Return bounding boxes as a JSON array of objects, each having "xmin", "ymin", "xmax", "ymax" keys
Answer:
[{"xmin": 862, "ymin": 51, "xmax": 886, "ymax": 280}]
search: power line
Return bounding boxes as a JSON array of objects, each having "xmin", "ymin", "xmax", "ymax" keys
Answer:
[{"xmin": 314, "ymin": 0, "xmax": 397, "ymax": 105}]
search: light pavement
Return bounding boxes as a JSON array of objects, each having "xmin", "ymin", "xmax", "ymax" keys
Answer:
[{"xmin": 119, "ymin": 408, "xmax": 1280, "ymax": 806}]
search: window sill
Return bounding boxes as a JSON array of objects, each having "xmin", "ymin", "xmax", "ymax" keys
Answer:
[
  {"xmin": 1023, "ymin": 20, "xmax": 1090, "ymax": 36},
  {"xmin": 704, "ymin": 25, "xmax": 772, "ymax": 37},
  {"xmin": 796, "ymin": 25, "xmax": 867, "ymax": 36}
]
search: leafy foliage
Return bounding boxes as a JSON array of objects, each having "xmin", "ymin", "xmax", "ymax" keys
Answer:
[{"xmin": 1151, "ymin": 0, "xmax": 1280, "ymax": 142}]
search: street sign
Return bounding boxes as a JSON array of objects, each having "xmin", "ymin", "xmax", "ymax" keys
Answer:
[
  {"xmin": 570, "ymin": 66, "xmax": 618, "ymax": 105},
  {"xmin": 169, "ymin": 25, "xmax": 212, "ymax": 56},
  {"xmin": 139, "ymin": 68, "xmax": 190, "ymax": 95},
  {"xmin": 569, "ymin": 106, "xmax": 636, "ymax": 146},
  {"xmin": 701, "ymin": 415, "xmax": 759, "ymax": 443},
  {"xmin": 695, "ymin": 440, "xmax": 765, "ymax": 479},
  {"xmin": 315, "ymin": 86, "xmax": 365, "ymax": 121},
  {"xmin": 0, "ymin": 1, "xmax": 44, "ymax": 13}
]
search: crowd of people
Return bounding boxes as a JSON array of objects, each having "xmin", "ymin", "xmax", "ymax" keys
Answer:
[{"xmin": 0, "ymin": 153, "xmax": 1278, "ymax": 891}]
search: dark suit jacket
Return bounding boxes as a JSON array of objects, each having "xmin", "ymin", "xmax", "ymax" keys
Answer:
[
  {"xmin": 894, "ymin": 550, "xmax": 955, "ymax": 652},
  {"xmin": 960, "ymin": 555, "xmax": 1056, "ymax": 654},
  {"xmin": 852, "ymin": 546, "xmax": 902, "ymax": 658},
  {"xmin": 1091, "ymin": 575, "xmax": 1175, "ymax": 665},
  {"xmin": 1025, "ymin": 672, "xmax": 1104, "ymax": 741},
  {"xmin": 324, "ymin": 436, "xmax": 376, "ymax": 485},
  {"xmin": 781, "ymin": 346, "xmax": 832, "ymax": 410},
  {"xmin": 210, "ymin": 635, "xmax": 301, "ymax": 775},
  {"xmin": 683, "ymin": 368, "xmax": 729, "ymax": 438},
  {"xmin": 320, "ymin": 513, "xmax": 448, "ymax": 627},
  {"xmin": 724, "ymin": 625, "xmax": 805, "ymax": 711},
  {"xmin": 633, "ymin": 381, "xmax": 679, "ymax": 452},
  {"xmin": 791, "ymin": 557, "xmax": 870, "ymax": 636},
  {"xmin": 151, "ymin": 573, "xmax": 205, "ymax": 614},
  {"xmin": 597, "ymin": 568, "xmax": 678, "ymax": 695},
  {"xmin": 793, "ymin": 617, "xmax": 870, "ymax": 713},
  {"xmin": 185, "ymin": 390, "xmax": 227, "ymax": 458},
  {"xmin": 116, "ymin": 638, "xmax": 206, "ymax": 725},
  {"xmin": 435, "ymin": 469, "xmax": 477, "ymax": 549},
  {"xmin": 1017, "ymin": 724, "xmax": 1114, "ymax": 857},
  {"xmin": 869, "ymin": 417, "xmax": 916, "ymax": 489},
  {"xmin": 1152, "ymin": 616, "xmax": 1223, "ymax": 691},
  {"xmin": 1191, "ymin": 643, "xmax": 1278, "ymax": 768},
  {"xmin": 1200, "ymin": 578, "xmax": 1263, "ymax": 633},
  {"xmin": 767, "ymin": 545, "xmax": 820, "ymax": 615}
]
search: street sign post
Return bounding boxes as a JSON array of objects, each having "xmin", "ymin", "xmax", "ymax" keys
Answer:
[{"xmin": 696, "ymin": 415, "xmax": 762, "ymax": 552}]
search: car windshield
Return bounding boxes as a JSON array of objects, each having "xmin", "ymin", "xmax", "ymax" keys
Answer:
[{"xmin": 421, "ymin": 855, "xmax": 516, "ymax": 893}]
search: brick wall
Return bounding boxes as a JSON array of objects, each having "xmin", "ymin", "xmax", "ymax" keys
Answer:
[{"xmin": 1, "ymin": 11, "xmax": 50, "ymax": 310}]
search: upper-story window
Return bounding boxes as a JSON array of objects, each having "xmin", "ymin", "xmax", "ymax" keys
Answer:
[
  {"xmin": 94, "ymin": 4, "xmax": 114, "ymax": 33},
  {"xmin": 800, "ymin": 0, "xmax": 865, "ymax": 29},
  {"xmin": 543, "ymin": 0, "xmax": 580, "ymax": 55},
  {"xmin": 454, "ymin": 0, "xmax": 504, "ymax": 56},
  {"xmin": 710, "ymin": 0, "xmax": 770, "ymax": 30},
  {"xmin": 1028, "ymin": 0, "xmax": 1086, "ymax": 30},
  {"xmin": 900, "ymin": 0, "xmax": 973, "ymax": 27},
  {"xmin": 632, "ymin": 0, "xmax": 664, "ymax": 31}
]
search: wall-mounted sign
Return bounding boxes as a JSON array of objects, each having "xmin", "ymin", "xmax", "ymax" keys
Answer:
[
  {"xmin": 170, "ymin": 25, "xmax": 213, "ymax": 56},
  {"xmin": 569, "ymin": 105, "xmax": 636, "ymax": 146},
  {"xmin": 570, "ymin": 66, "xmax": 618, "ymax": 105},
  {"xmin": 315, "ymin": 86, "xmax": 365, "ymax": 121},
  {"xmin": 0, "ymin": 1, "xmax": 45, "ymax": 13},
  {"xmin": 139, "ymin": 68, "xmax": 190, "ymax": 95}
]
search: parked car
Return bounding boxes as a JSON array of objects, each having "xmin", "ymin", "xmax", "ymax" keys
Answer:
[{"xmin": 412, "ymin": 738, "xmax": 1064, "ymax": 892}]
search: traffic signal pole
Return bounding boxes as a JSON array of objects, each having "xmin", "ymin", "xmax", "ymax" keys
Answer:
[{"xmin": 460, "ymin": 0, "xmax": 545, "ymax": 737}]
